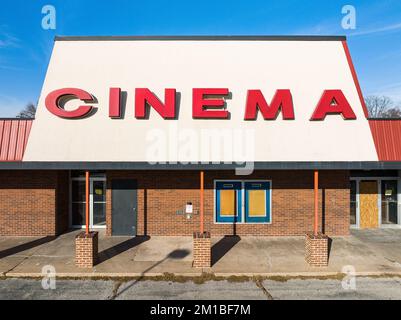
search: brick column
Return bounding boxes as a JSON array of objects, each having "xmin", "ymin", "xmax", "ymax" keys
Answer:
[
  {"xmin": 193, "ymin": 231, "xmax": 211, "ymax": 268},
  {"xmin": 75, "ymin": 231, "xmax": 98, "ymax": 268},
  {"xmin": 305, "ymin": 232, "xmax": 329, "ymax": 267}
]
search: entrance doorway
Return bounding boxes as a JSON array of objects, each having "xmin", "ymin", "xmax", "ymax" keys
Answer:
[
  {"xmin": 359, "ymin": 180, "xmax": 379, "ymax": 229},
  {"xmin": 71, "ymin": 175, "xmax": 106, "ymax": 229},
  {"xmin": 350, "ymin": 177, "xmax": 400, "ymax": 229},
  {"xmin": 381, "ymin": 180, "xmax": 398, "ymax": 225},
  {"xmin": 111, "ymin": 179, "xmax": 137, "ymax": 236}
]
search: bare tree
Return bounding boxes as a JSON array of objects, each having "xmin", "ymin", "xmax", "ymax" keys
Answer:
[
  {"xmin": 16, "ymin": 103, "xmax": 36, "ymax": 118},
  {"xmin": 365, "ymin": 95, "xmax": 394, "ymax": 118},
  {"xmin": 383, "ymin": 107, "xmax": 401, "ymax": 118}
]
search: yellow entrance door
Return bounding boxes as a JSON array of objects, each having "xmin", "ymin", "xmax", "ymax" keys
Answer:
[{"xmin": 359, "ymin": 180, "xmax": 379, "ymax": 229}]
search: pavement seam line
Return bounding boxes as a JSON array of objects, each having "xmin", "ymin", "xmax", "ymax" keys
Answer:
[
  {"xmin": 254, "ymin": 278, "xmax": 274, "ymax": 300},
  {"xmin": 3, "ymin": 247, "xmax": 44, "ymax": 276},
  {"xmin": 108, "ymin": 280, "xmax": 124, "ymax": 300}
]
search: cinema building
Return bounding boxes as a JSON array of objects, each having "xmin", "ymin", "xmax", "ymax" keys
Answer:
[{"xmin": 0, "ymin": 37, "xmax": 400, "ymax": 263}]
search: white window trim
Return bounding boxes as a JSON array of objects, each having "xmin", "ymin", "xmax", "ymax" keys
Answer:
[
  {"xmin": 213, "ymin": 179, "xmax": 272, "ymax": 225},
  {"xmin": 70, "ymin": 175, "xmax": 107, "ymax": 229}
]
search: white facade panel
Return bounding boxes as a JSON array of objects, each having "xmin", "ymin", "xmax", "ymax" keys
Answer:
[{"xmin": 23, "ymin": 40, "xmax": 378, "ymax": 162}]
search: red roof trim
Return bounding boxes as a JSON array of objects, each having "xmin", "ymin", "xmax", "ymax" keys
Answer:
[
  {"xmin": 369, "ymin": 120, "xmax": 401, "ymax": 161},
  {"xmin": 0, "ymin": 119, "xmax": 33, "ymax": 162},
  {"xmin": 342, "ymin": 41, "xmax": 369, "ymax": 119}
]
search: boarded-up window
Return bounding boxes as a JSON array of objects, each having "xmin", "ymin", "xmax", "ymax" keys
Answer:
[
  {"xmin": 220, "ymin": 190, "xmax": 236, "ymax": 216},
  {"xmin": 248, "ymin": 190, "xmax": 266, "ymax": 217}
]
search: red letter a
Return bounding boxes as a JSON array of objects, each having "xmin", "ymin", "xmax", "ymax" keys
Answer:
[{"xmin": 310, "ymin": 90, "xmax": 356, "ymax": 120}]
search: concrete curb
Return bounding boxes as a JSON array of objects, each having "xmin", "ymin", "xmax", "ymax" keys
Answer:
[{"xmin": 3, "ymin": 271, "xmax": 401, "ymax": 280}]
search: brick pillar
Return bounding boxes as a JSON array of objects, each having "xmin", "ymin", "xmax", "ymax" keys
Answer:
[
  {"xmin": 193, "ymin": 231, "xmax": 211, "ymax": 268},
  {"xmin": 75, "ymin": 231, "xmax": 98, "ymax": 268},
  {"xmin": 305, "ymin": 232, "xmax": 329, "ymax": 267}
]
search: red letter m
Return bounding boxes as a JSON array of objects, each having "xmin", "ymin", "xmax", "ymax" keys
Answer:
[{"xmin": 244, "ymin": 89, "xmax": 294, "ymax": 120}]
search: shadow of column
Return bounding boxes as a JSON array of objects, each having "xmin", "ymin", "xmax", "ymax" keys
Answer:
[
  {"xmin": 97, "ymin": 236, "xmax": 150, "ymax": 263},
  {"xmin": 211, "ymin": 235, "xmax": 241, "ymax": 266}
]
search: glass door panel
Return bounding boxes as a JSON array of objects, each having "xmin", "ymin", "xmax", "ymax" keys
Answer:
[
  {"xmin": 381, "ymin": 180, "xmax": 398, "ymax": 224},
  {"xmin": 350, "ymin": 180, "xmax": 357, "ymax": 225},
  {"xmin": 71, "ymin": 180, "xmax": 86, "ymax": 226},
  {"xmin": 71, "ymin": 177, "xmax": 106, "ymax": 228},
  {"xmin": 92, "ymin": 180, "xmax": 106, "ymax": 226}
]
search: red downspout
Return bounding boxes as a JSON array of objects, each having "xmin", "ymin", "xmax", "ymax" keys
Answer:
[
  {"xmin": 200, "ymin": 171, "xmax": 204, "ymax": 234},
  {"xmin": 85, "ymin": 171, "xmax": 90, "ymax": 235},
  {"xmin": 314, "ymin": 170, "xmax": 319, "ymax": 236}
]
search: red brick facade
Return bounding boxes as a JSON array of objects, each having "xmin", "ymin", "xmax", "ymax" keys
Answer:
[
  {"xmin": 0, "ymin": 170, "xmax": 69, "ymax": 236},
  {"xmin": 305, "ymin": 232, "xmax": 329, "ymax": 267},
  {"xmin": 0, "ymin": 169, "xmax": 350, "ymax": 237},
  {"xmin": 75, "ymin": 231, "xmax": 98, "ymax": 268},
  {"xmin": 193, "ymin": 232, "xmax": 211, "ymax": 268},
  {"xmin": 106, "ymin": 170, "xmax": 350, "ymax": 237}
]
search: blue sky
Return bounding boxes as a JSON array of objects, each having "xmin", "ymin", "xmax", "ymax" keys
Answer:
[{"xmin": 1, "ymin": 0, "xmax": 401, "ymax": 117}]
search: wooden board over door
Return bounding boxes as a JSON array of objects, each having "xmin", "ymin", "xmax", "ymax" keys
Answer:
[{"xmin": 359, "ymin": 180, "xmax": 379, "ymax": 229}]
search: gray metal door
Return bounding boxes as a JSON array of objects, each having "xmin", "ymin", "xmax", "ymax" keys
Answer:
[{"xmin": 111, "ymin": 179, "xmax": 137, "ymax": 236}]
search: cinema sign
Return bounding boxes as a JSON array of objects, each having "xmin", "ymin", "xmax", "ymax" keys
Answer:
[{"xmin": 45, "ymin": 87, "xmax": 357, "ymax": 121}]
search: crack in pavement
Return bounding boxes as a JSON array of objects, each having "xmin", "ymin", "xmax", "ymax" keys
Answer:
[
  {"xmin": 3, "ymin": 245, "xmax": 46, "ymax": 276},
  {"xmin": 254, "ymin": 279, "xmax": 274, "ymax": 300},
  {"xmin": 108, "ymin": 280, "xmax": 124, "ymax": 300},
  {"xmin": 384, "ymin": 257, "xmax": 401, "ymax": 268}
]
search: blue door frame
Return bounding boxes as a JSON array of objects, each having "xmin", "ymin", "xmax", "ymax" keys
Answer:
[
  {"xmin": 244, "ymin": 181, "xmax": 271, "ymax": 223},
  {"xmin": 215, "ymin": 181, "xmax": 242, "ymax": 223}
]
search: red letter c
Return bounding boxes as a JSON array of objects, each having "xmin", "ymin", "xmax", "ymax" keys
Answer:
[{"xmin": 45, "ymin": 88, "xmax": 95, "ymax": 118}]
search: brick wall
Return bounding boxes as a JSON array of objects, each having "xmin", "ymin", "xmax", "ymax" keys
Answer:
[
  {"xmin": 106, "ymin": 170, "xmax": 350, "ymax": 237},
  {"xmin": 305, "ymin": 232, "xmax": 329, "ymax": 266},
  {"xmin": 75, "ymin": 231, "xmax": 98, "ymax": 268},
  {"xmin": 193, "ymin": 232, "xmax": 211, "ymax": 268},
  {"xmin": 0, "ymin": 170, "xmax": 69, "ymax": 236},
  {"xmin": 0, "ymin": 169, "xmax": 349, "ymax": 237}
]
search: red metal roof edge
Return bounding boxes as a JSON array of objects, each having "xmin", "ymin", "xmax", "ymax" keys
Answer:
[
  {"xmin": 369, "ymin": 120, "xmax": 401, "ymax": 161},
  {"xmin": 0, "ymin": 119, "xmax": 33, "ymax": 162}
]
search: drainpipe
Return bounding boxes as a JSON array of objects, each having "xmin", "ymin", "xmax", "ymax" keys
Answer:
[
  {"xmin": 200, "ymin": 171, "xmax": 204, "ymax": 234},
  {"xmin": 85, "ymin": 171, "xmax": 90, "ymax": 235},
  {"xmin": 314, "ymin": 170, "xmax": 319, "ymax": 236}
]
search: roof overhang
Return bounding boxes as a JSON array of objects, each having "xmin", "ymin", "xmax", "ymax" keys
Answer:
[{"xmin": 1, "ymin": 161, "xmax": 401, "ymax": 170}]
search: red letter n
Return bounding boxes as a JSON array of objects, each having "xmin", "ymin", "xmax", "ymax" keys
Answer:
[
  {"xmin": 244, "ymin": 90, "xmax": 294, "ymax": 120},
  {"xmin": 135, "ymin": 88, "xmax": 176, "ymax": 119}
]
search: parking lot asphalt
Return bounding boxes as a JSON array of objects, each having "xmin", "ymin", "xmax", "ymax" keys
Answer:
[{"xmin": 1, "ymin": 277, "xmax": 400, "ymax": 300}]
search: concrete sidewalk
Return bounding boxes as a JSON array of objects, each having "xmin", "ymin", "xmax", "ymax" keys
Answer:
[{"xmin": 1, "ymin": 229, "xmax": 401, "ymax": 278}]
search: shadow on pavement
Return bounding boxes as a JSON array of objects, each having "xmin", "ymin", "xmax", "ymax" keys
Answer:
[
  {"xmin": 97, "ymin": 236, "xmax": 150, "ymax": 263},
  {"xmin": 0, "ymin": 236, "xmax": 56, "ymax": 259},
  {"xmin": 211, "ymin": 235, "xmax": 241, "ymax": 266}
]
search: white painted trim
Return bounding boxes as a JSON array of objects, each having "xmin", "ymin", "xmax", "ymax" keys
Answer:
[
  {"xmin": 378, "ymin": 180, "xmax": 382, "ymax": 227},
  {"xmin": 70, "ymin": 174, "xmax": 107, "ymax": 229},
  {"xmin": 398, "ymin": 178, "xmax": 401, "ymax": 228}
]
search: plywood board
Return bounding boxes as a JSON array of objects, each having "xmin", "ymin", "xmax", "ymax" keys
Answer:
[
  {"xmin": 248, "ymin": 190, "xmax": 266, "ymax": 217},
  {"xmin": 359, "ymin": 181, "xmax": 379, "ymax": 229},
  {"xmin": 220, "ymin": 190, "xmax": 236, "ymax": 216}
]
